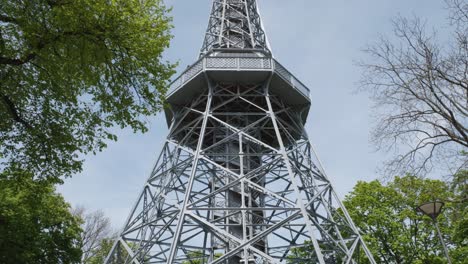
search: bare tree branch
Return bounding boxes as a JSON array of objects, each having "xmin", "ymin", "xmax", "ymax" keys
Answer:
[
  {"xmin": 73, "ymin": 206, "xmax": 112, "ymax": 264},
  {"xmin": 359, "ymin": 6, "xmax": 468, "ymax": 177}
]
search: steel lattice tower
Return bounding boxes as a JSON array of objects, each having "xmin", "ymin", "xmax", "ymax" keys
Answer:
[{"xmin": 105, "ymin": 1, "xmax": 376, "ymax": 263}]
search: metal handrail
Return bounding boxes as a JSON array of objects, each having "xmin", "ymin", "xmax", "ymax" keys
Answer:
[
  {"xmin": 167, "ymin": 56, "xmax": 310, "ymax": 99},
  {"xmin": 272, "ymin": 60, "xmax": 310, "ymax": 98}
]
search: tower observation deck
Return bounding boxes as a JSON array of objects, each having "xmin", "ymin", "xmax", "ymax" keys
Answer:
[{"xmin": 106, "ymin": 1, "xmax": 376, "ymax": 263}]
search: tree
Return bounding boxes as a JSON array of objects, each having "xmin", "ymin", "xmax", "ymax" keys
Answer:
[
  {"xmin": 88, "ymin": 237, "xmax": 143, "ymax": 264},
  {"xmin": 73, "ymin": 206, "xmax": 112, "ymax": 263},
  {"xmin": 85, "ymin": 238, "xmax": 115, "ymax": 264},
  {"xmin": 359, "ymin": 0, "xmax": 467, "ymax": 176},
  {"xmin": 343, "ymin": 175, "xmax": 466, "ymax": 263},
  {"xmin": 448, "ymin": 170, "xmax": 468, "ymax": 261},
  {"xmin": 182, "ymin": 251, "xmax": 205, "ymax": 264},
  {"xmin": 287, "ymin": 240, "xmax": 316, "ymax": 263},
  {"xmin": 288, "ymin": 174, "xmax": 468, "ymax": 263},
  {"xmin": 181, "ymin": 251, "xmax": 223, "ymax": 264},
  {"xmin": 0, "ymin": 170, "xmax": 83, "ymax": 263},
  {"xmin": 0, "ymin": 0, "xmax": 175, "ymax": 181}
]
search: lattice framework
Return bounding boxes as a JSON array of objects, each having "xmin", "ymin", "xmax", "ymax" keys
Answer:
[
  {"xmin": 106, "ymin": 0, "xmax": 376, "ymax": 262},
  {"xmin": 105, "ymin": 76, "xmax": 376, "ymax": 263},
  {"xmin": 200, "ymin": 0, "xmax": 269, "ymax": 56}
]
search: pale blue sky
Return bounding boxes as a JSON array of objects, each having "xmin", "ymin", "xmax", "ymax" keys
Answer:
[{"xmin": 59, "ymin": 0, "xmax": 449, "ymax": 229}]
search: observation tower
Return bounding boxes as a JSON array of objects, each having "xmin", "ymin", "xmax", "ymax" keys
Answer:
[{"xmin": 106, "ymin": 1, "xmax": 376, "ymax": 263}]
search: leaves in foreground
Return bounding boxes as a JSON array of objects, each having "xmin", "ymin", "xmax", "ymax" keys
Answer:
[
  {"xmin": 0, "ymin": 170, "xmax": 83, "ymax": 264},
  {"xmin": 0, "ymin": 0, "xmax": 175, "ymax": 181}
]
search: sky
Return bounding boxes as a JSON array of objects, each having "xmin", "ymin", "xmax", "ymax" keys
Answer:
[{"xmin": 58, "ymin": 0, "xmax": 450, "ymax": 230}]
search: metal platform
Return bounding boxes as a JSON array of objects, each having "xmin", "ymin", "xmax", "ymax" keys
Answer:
[{"xmin": 165, "ymin": 50, "xmax": 311, "ymax": 125}]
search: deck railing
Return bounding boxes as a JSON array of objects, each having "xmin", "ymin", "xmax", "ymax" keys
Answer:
[{"xmin": 167, "ymin": 56, "xmax": 310, "ymax": 99}]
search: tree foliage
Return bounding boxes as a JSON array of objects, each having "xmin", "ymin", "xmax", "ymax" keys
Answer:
[
  {"xmin": 84, "ymin": 238, "xmax": 115, "ymax": 264},
  {"xmin": 449, "ymin": 170, "xmax": 468, "ymax": 261},
  {"xmin": 287, "ymin": 240, "xmax": 316, "ymax": 263},
  {"xmin": 359, "ymin": 0, "xmax": 467, "ymax": 176},
  {"xmin": 0, "ymin": 0, "xmax": 175, "ymax": 181},
  {"xmin": 344, "ymin": 174, "xmax": 467, "ymax": 263},
  {"xmin": 0, "ymin": 170, "xmax": 83, "ymax": 263},
  {"xmin": 288, "ymin": 174, "xmax": 467, "ymax": 263},
  {"xmin": 181, "ymin": 251, "xmax": 223, "ymax": 264}
]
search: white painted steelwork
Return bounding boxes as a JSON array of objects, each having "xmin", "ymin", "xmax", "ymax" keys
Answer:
[{"xmin": 106, "ymin": 0, "xmax": 376, "ymax": 263}]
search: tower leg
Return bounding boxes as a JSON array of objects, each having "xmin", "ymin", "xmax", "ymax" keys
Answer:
[{"xmin": 105, "ymin": 78, "xmax": 376, "ymax": 263}]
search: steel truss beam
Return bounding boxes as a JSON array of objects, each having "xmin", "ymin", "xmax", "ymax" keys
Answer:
[
  {"xmin": 200, "ymin": 0, "xmax": 269, "ymax": 56},
  {"xmin": 105, "ymin": 77, "xmax": 376, "ymax": 263},
  {"xmin": 106, "ymin": 0, "xmax": 376, "ymax": 262}
]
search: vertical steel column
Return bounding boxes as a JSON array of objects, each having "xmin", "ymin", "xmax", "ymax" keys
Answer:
[
  {"xmin": 263, "ymin": 76, "xmax": 326, "ymax": 264},
  {"xmin": 166, "ymin": 76, "xmax": 213, "ymax": 264}
]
